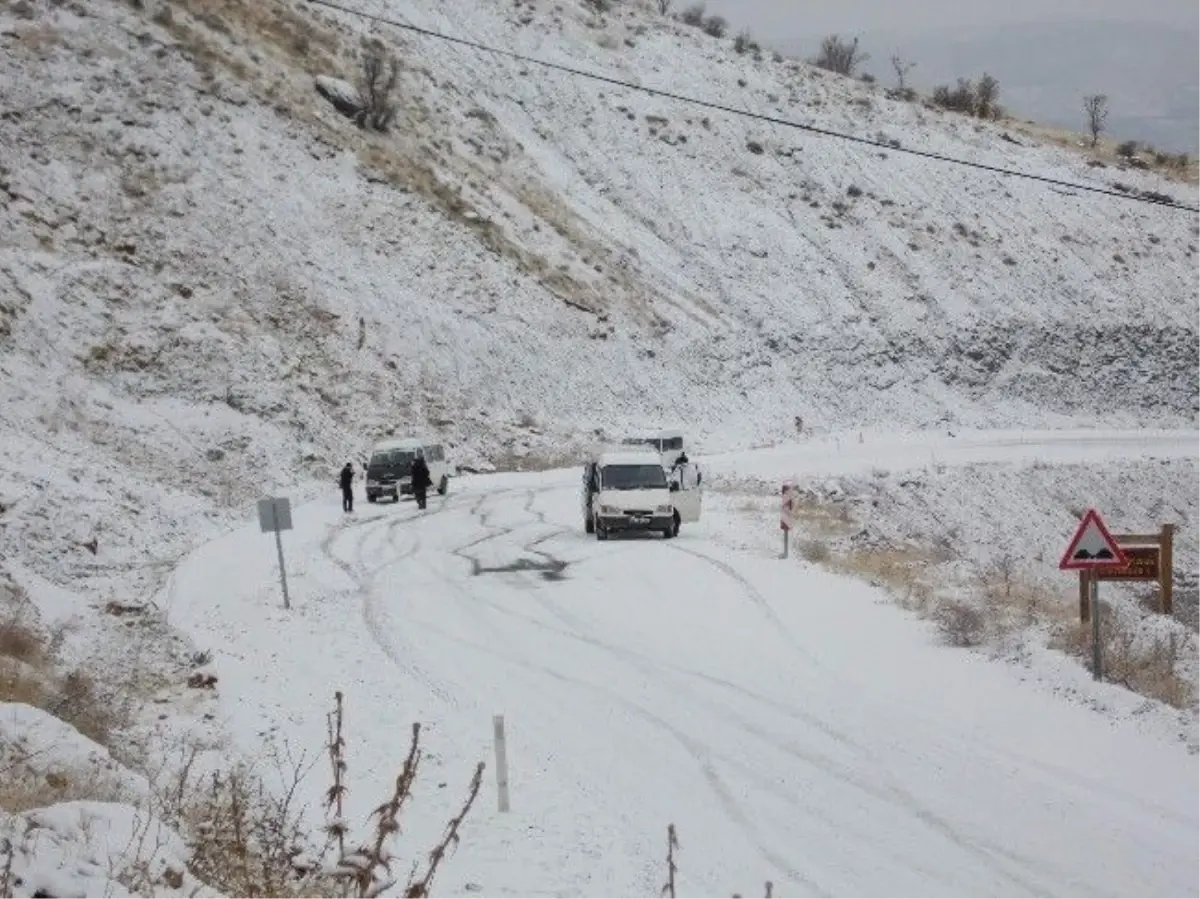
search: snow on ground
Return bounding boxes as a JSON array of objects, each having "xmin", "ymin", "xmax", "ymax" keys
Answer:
[
  {"xmin": 701, "ymin": 429, "xmax": 1199, "ymax": 597},
  {"xmin": 164, "ymin": 432, "xmax": 1199, "ymax": 897},
  {"xmin": 1, "ymin": 800, "xmax": 211, "ymax": 899},
  {"xmin": 1, "ymin": 0, "xmax": 1197, "ymax": 892}
]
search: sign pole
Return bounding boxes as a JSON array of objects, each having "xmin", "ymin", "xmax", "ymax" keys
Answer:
[
  {"xmin": 1059, "ymin": 507, "xmax": 1127, "ymax": 682},
  {"xmin": 273, "ymin": 504, "xmax": 291, "ymax": 610},
  {"xmin": 1161, "ymin": 523, "xmax": 1174, "ymax": 615},
  {"xmin": 257, "ymin": 496, "xmax": 295, "ymax": 610},
  {"xmin": 493, "ymin": 714, "xmax": 510, "ymax": 813}
]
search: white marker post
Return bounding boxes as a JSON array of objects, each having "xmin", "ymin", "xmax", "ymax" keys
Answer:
[
  {"xmin": 780, "ymin": 483, "xmax": 794, "ymax": 559},
  {"xmin": 1058, "ymin": 508, "xmax": 1128, "ymax": 682},
  {"xmin": 257, "ymin": 496, "xmax": 294, "ymax": 610},
  {"xmin": 492, "ymin": 714, "xmax": 510, "ymax": 813}
]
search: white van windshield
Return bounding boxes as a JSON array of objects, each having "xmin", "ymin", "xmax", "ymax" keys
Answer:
[
  {"xmin": 369, "ymin": 450, "xmax": 416, "ymax": 473},
  {"xmin": 601, "ymin": 464, "xmax": 668, "ymax": 490}
]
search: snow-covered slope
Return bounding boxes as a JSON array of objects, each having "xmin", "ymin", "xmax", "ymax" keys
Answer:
[
  {"xmin": 2, "ymin": 0, "xmax": 1196, "ymax": 596},
  {"xmin": 0, "ymin": 0, "xmax": 1197, "ymax": 889}
]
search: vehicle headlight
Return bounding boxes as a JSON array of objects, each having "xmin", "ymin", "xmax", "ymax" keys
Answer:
[
  {"xmin": 655, "ymin": 505, "xmax": 672, "ymax": 514},
  {"xmin": 599, "ymin": 505, "xmax": 618, "ymax": 515}
]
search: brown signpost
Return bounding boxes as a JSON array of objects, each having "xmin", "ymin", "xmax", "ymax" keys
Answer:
[{"xmin": 1077, "ymin": 523, "xmax": 1175, "ymax": 622}]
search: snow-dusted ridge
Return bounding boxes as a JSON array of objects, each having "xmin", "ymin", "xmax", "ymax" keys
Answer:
[{"xmin": 0, "ymin": 0, "xmax": 1197, "ymax": 892}]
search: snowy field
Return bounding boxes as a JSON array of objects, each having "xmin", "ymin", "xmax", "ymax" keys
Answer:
[{"xmin": 146, "ymin": 429, "xmax": 1200, "ymax": 897}]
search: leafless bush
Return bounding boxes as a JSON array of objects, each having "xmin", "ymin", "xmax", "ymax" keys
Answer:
[
  {"xmin": 1116, "ymin": 139, "xmax": 1138, "ymax": 159},
  {"xmin": 733, "ymin": 29, "xmax": 759, "ymax": 55},
  {"xmin": 356, "ymin": 44, "xmax": 398, "ymax": 133},
  {"xmin": 701, "ymin": 15, "xmax": 727, "ymax": 38},
  {"xmin": 812, "ymin": 34, "xmax": 868, "ymax": 77},
  {"xmin": 934, "ymin": 598, "xmax": 986, "ymax": 647},
  {"xmin": 679, "ymin": 2, "xmax": 705, "ymax": 27},
  {"xmin": 932, "ymin": 78, "xmax": 978, "ymax": 115},
  {"xmin": 891, "ymin": 54, "xmax": 915, "ymax": 91},
  {"xmin": 656, "ymin": 0, "xmax": 671, "ymax": 13},
  {"xmin": 974, "ymin": 73, "xmax": 1001, "ymax": 119},
  {"xmin": 1097, "ymin": 612, "xmax": 1195, "ymax": 709},
  {"xmin": 1083, "ymin": 94, "xmax": 1108, "ymax": 147},
  {"xmin": 44, "ymin": 667, "xmax": 133, "ymax": 748},
  {"xmin": 799, "ymin": 539, "xmax": 830, "ymax": 563}
]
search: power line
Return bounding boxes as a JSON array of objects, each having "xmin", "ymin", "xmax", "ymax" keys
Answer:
[{"xmin": 304, "ymin": 0, "xmax": 1199, "ymax": 215}]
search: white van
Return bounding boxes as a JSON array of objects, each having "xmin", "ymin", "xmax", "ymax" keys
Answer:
[
  {"xmin": 621, "ymin": 429, "xmax": 703, "ymax": 523},
  {"xmin": 620, "ymin": 429, "xmax": 686, "ymax": 469},
  {"xmin": 582, "ymin": 450, "xmax": 689, "ymax": 540},
  {"xmin": 365, "ymin": 438, "xmax": 451, "ymax": 503}
]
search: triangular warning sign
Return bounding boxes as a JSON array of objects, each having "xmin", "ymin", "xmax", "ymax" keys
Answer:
[{"xmin": 1059, "ymin": 509, "xmax": 1129, "ymax": 570}]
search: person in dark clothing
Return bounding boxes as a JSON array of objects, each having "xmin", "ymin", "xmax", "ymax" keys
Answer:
[
  {"xmin": 339, "ymin": 462, "xmax": 355, "ymax": 512},
  {"xmin": 410, "ymin": 452, "xmax": 432, "ymax": 510}
]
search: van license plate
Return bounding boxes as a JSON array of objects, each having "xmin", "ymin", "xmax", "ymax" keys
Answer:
[{"xmin": 630, "ymin": 516, "xmax": 650, "ymax": 525}]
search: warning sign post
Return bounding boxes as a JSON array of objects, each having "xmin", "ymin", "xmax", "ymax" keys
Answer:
[{"xmin": 1058, "ymin": 508, "xmax": 1128, "ymax": 682}]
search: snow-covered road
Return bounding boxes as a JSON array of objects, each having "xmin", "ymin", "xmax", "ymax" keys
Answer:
[{"xmin": 166, "ymin": 430, "xmax": 1198, "ymax": 897}]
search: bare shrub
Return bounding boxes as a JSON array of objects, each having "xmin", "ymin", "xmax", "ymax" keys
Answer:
[
  {"xmin": 1099, "ymin": 613, "xmax": 1195, "ymax": 709},
  {"xmin": 932, "ymin": 78, "xmax": 977, "ymax": 115},
  {"xmin": 701, "ymin": 15, "xmax": 727, "ymax": 38},
  {"xmin": 934, "ymin": 598, "xmax": 986, "ymax": 647},
  {"xmin": 1083, "ymin": 94, "xmax": 1108, "ymax": 147},
  {"xmin": 973, "ymin": 73, "xmax": 1001, "ymax": 119},
  {"xmin": 0, "ymin": 616, "xmax": 42, "ymax": 668},
  {"xmin": 812, "ymin": 34, "xmax": 868, "ymax": 77},
  {"xmin": 356, "ymin": 43, "xmax": 398, "ymax": 133},
  {"xmin": 1116, "ymin": 139, "xmax": 1139, "ymax": 159},
  {"xmin": 679, "ymin": 2, "xmax": 705, "ymax": 27},
  {"xmin": 832, "ymin": 548, "xmax": 936, "ymax": 614},
  {"xmin": 733, "ymin": 29, "xmax": 759, "ymax": 55},
  {"xmin": 0, "ymin": 766, "xmax": 128, "ymax": 814},
  {"xmin": 891, "ymin": 54, "xmax": 915, "ymax": 91},
  {"xmin": 656, "ymin": 0, "xmax": 672, "ymax": 13},
  {"xmin": 798, "ymin": 539, "xmax": 830, "ymax": 564},
  {"xmin": 490, "ymin": 446, "xmax": 581, "ymax": 472}
]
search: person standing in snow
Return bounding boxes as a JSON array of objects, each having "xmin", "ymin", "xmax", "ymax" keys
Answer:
[
  {"xmin": 409, "ymin": 451, "xmax": 432, "ymax": 510},
  {"xmin": 339, "ymin": 462, "xmax": 355, "ymax": 513}
]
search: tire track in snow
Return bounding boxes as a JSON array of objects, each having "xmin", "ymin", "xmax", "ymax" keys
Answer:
[
  {"xmin": 318, "ymin": 483, "xmax": 557, "ymax": 704},
  {"xmin": 381, "ymin": 587, "xmax": 832, "ymax": 897},
  {"xmin": 475, "ymin": 492, "xmax": 1075, "ymax": 895},
  {"xmin": 424, "ymin": 487, "xmax": 832, "ymax": 892},
  {"xmin": 318, "ymin": 494, "xmax": 458, "ymax": 702}
]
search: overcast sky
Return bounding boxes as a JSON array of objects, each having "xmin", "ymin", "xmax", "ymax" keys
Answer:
[{"xmin": 699, "ymin": 0, "xmax": 1196, "ymax": 40}]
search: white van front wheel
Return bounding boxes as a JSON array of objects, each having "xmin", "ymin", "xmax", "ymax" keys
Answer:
[{"xmin": 437, "ymin": 476, "xmax": 448, "ymax": 496}]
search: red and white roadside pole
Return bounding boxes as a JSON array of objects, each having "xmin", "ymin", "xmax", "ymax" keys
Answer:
[{"xmin": 780, "ymin": 483, "xmax": 794, "ymax": 559}]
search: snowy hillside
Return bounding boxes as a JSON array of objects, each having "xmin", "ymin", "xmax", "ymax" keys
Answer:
[
  {"xmin": 1, "ymin": 0, "xmax": 1197, "ymax": 592},
  {"xmin": 1, "ymin": 0, "xmax": 1198, "ymax": 892}
]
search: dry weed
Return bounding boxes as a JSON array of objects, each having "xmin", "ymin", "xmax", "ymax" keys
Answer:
[
  {"xmin": 0, "ymin": 769, "xmax": 128, "ymax": 815},
  {"xmin": 933, "ymin": 599, "xmax": 986, "ymax": 647},
  {"xmin": 798, "ymin": 539, "xmax": 830, "ymax": 564},
  {"xmin": 143, "ymin": 692, "xmax": 486, "ymax": 898},
  {"xmin": 831, "ymin": 547, "xmax": 936, "ymax": 612},
  {"xmin": 490, "ymin": 446, "xmax": 582, "ymax": 473}
]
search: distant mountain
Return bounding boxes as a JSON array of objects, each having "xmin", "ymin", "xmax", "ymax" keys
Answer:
[{"xmin": 779, "ymin": 19, "xmax": 1199, "ymax": 154}]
